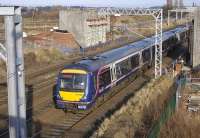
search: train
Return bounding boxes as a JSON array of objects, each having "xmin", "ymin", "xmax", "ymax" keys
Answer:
[{"xmin": 53, "ymin": 26, "xmax": 189, "ymax": 110}]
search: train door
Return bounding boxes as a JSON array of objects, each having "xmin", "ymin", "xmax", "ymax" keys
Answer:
[
  {"xmin": 111, "ymin": 64, "xmax": 117, "ymax": 86},
  {"xmin": 150, "ymin": 46, "xmax": 153, "ymax": 65},
  {"xmin": 97, "ymin": 66, "xmax": 112, "ymax": 94}
]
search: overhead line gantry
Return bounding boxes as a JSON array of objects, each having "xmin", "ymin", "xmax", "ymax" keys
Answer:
[{"xmin": 97, "ymin": 8, "xmax": 163, "ymax": 78}]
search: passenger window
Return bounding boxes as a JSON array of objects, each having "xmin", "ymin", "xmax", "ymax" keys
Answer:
[
  {"xmin": 115, "ymin": 58, "xmax": 132, "ymax": 79},
  {"xmin": 142, "ymin": 49, "xmax": 151, "ymax": 62},
  {"xmin": 99, "ymin": 68, "xmax": 111, "ymax": 90},
  {"xmin": 130, "ymin": 54, "xmax": 140, "ymax": 69}
]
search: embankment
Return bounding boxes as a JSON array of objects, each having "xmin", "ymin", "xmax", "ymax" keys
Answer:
[{"xmin": 91, "ymin": 75, "xmax": 176, "ymax": 138}]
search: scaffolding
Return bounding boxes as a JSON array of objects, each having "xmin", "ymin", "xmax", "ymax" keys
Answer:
[
  {"xmin": 86, "ymin": 17, "xmax": 108, "ymax": 46},
  {"xmin": 0, "ymin": 6, "xmax": 27, "ymax": 138},
  {"xmin": 59, "ymin": 9, "xmax": 110, "ymax": 48},
  {"xmin": 98, "ymin": 8, "xmax": 163, "ymax": 78}
]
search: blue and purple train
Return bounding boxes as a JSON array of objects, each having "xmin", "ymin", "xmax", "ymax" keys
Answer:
[{"xmin": 53, "ymin": 26, "xmax": 188, "ymax": 110}]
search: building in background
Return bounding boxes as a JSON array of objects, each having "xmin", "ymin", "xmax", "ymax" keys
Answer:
[
  {"xmin": 167, "ymin": 0, "xmax": 173, "ymax": 8},
  {"xmin": 59, "ymin": 8, "xmax": 110, "ymax": 48},
  {"xmin": 167, "ymin": 0, "xmax": 184, "ymax": 8},
  {"xmin": 175, "ymin": 0, "xmax": 184, "ymax": 8}
]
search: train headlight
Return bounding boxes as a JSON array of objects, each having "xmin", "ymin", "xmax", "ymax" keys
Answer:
[{"xmin": 78, "ymin": 105, "xmax": 87, "ymax": 109}]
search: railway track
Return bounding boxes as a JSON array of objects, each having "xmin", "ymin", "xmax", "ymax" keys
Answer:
[
  {"xmin": 0, "ymin": 29, "xmax": 143, "ymax": 86},
  {"xmin": 31, "ymin": 74, "xmax": 150, "ymax": 138},
  {"xmin": 0, "ymin": 72, "xmax": 57, "ymax": 135},
  {"xmin": 0, "ymin": 75, "xmax": 145, "ymax": 138},
  {"xmin": 0, "ymin": 62, "xmax": 151, "ymax": 138},
  {"xmin": 0, "ymin": 43, "xmax": 187, "ymax": 138},
  {"xmin": 29, "ymin": 45, "xmax": 187, "ymax": 138},
  {"xmin": 30, "ymin": 54, "xmax": 181, "ymax": 137},
  {"xmin": 0, "ymin": 75, "xmax": 56, "ymax": 105},
  {"xmin": 0, "ymin": 36, "xmax": 140, "ymax": 106},
  {"xmin": 0, "ymin": 84, "xmax": 55, "ymax": 138},
  {"xmin": 0, "ymin": 40, "xmax": 125, "ymax": 99},
  {"xmin": 0, "ymin": 45, "xmax": 123, "ymax": 137},
  {"xmin": 0, "ymin": 74, "xmax": 144, "ymax": 137},
  {"xmin": 26, "ymin": 75, "xmax": 144, "ymax": 138}
]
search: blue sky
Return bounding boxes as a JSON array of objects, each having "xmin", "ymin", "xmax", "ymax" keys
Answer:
[{"xmin": 0, "ymin": 0, "xmax": 199, "ymax": 7}]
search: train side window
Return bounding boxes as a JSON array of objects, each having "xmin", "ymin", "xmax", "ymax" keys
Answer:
[
  {"xmin": 99, "ymin": 68, "xmax": 111, "ymax": 90},
  {"xmin": 130, "ymin": 54, "xmax": 140, "ymax": 69},
  {"xmin": 115, "ymin": 58, "xmax": 132, "ymax": 79},
  {"xmin": 121, "ymin": 59, "xmax": 131, "ymax": 75},
  {"xmin": 142, "ymin": 49, "xmax": 151, "ymax": 62}
]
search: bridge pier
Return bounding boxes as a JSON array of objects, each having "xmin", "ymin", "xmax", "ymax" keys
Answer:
[{"xmin": 192, "ymin": 7, "xmax": 200, "ymax": 68}]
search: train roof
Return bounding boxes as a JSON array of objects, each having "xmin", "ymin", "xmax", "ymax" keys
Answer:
[{"xmin": 64, "ymin": 26, "xmax": 188, "ymax": 72}]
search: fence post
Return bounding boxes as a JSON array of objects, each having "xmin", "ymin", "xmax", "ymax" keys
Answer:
[{"xmin": 176, "ymin": 80, "xmax": 181, "ymax": 110}]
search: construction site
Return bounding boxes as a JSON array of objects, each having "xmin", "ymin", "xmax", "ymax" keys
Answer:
[{"xmin": 0, "ymin": 0, "xmax": 200, "ymax": 138}]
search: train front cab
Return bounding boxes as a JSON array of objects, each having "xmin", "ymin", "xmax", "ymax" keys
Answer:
[{"xmin": 54, "ymin": 68, "xmax": 96, "ymax": 110}]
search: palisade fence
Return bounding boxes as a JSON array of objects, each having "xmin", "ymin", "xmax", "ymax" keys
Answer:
[{"xmin": 148, "ymin": 76, "xmax": 186, "ymax": 138}]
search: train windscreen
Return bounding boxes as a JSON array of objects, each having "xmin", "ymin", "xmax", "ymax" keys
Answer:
[{"xmin": 60, "ymin": 74, "xmax": 87, "ymax": 92}]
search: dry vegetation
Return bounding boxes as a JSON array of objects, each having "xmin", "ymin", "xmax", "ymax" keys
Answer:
[
  {"xmin": 159, "ymin": 110, "xmax": 200, "ymax": 138},
  {"xmin": 159, "ymin": 71, "xmax": 200, "ymax": 138},
  {"xmin": 24, "ymin": 47, "xmax": 65, "ymax": 68},
  {"xmin": 92, "ymin": 75, "xmax": 175, "ymax": 138},
  {"xmin": 0, "ymin": 59, "xmax": 6, "ymax": 78},
  {"xmin": 0, "ymin": 47, "xmax": 65, "ymax": 83},
  {"xmin": 134, "ymin": 84, "xmax": 176, "ymax": 137},
  {"xmin": 111, "ymin": 15, "xmax": 188, "ymax": 40}
]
